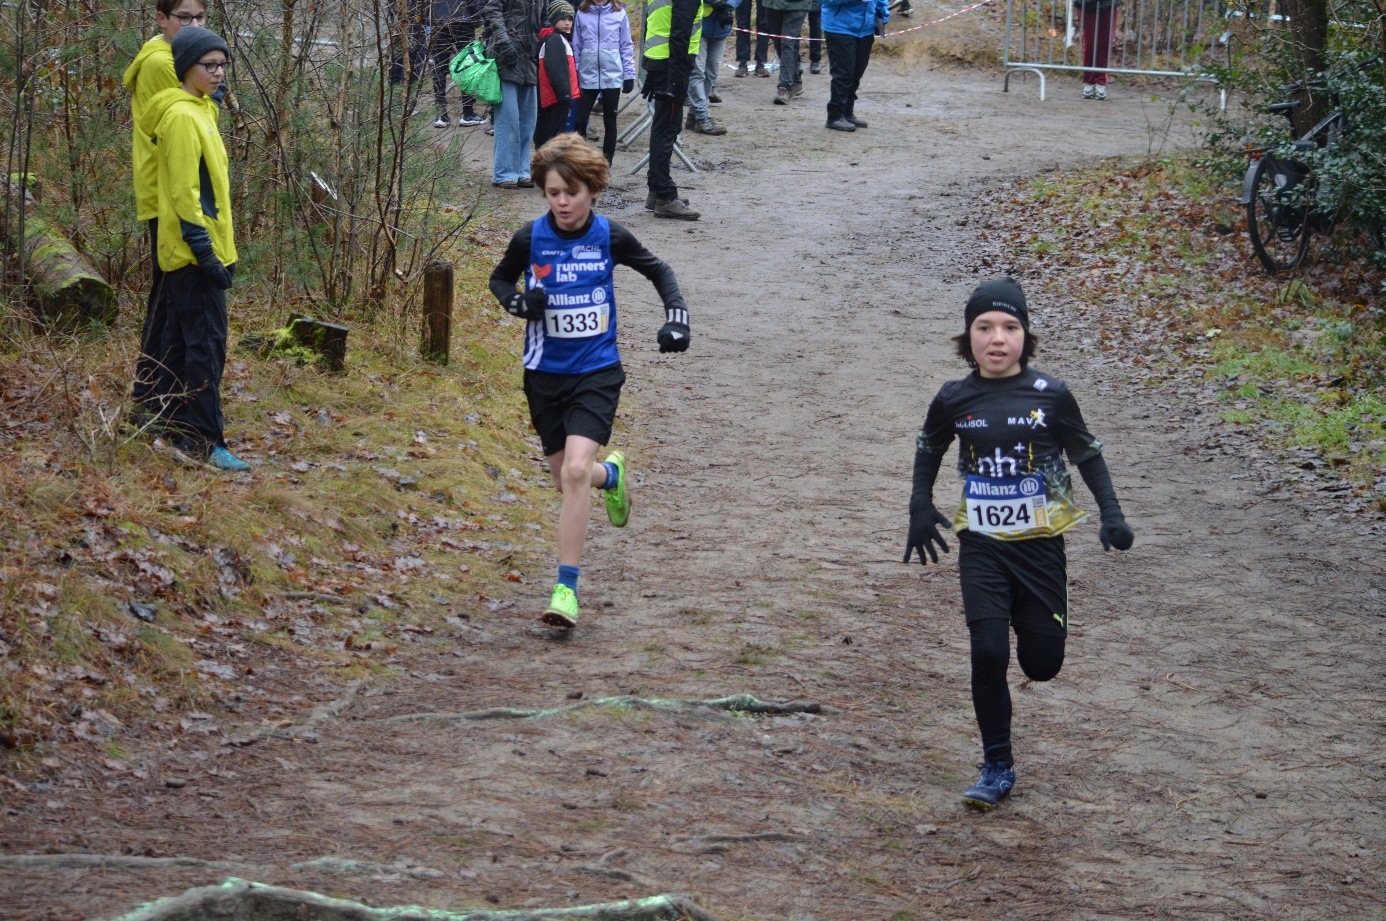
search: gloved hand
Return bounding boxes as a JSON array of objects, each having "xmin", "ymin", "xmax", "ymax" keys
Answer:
[
  {"xmin": 657, "ymin": 320, "xmax": 690, "ymax": 352},
  {"xmin": 903, "ymin": 498, "xmax": 951, "ymax": 565},
  {"xmin": 711, "ymin": 0, "xmax": 734, "ymax": 23},
  {"xmin": 622, "ymin": 77, "xmax": 635, "ymax": 94},
  {"xmin": 504, "ymin": 287, "xmax": 547, "ymax": 321},
  {"xmin": 1100, "ymin": 517, "xmax": 1134, "ymax": 551},
  {"xmin": 196, "ymin": 250, "xmax": 233, "ymax": 290},
  {"xmin": 492, "ymin": 41, "xmax": 519, "ymax": 68},
  {"xmin": 655, "ymin": 72, "xmax": 690, "ymax": 103}
]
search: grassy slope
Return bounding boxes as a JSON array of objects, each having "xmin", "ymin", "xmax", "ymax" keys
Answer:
[{"xmin": 0, "ymin": 223, "xmax": 563, "ymax": 753}]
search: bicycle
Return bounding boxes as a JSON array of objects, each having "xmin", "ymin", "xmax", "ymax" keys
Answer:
[{"xmin": 1241, "ymin": 57, "xmax": 1380, "ymax": 274}]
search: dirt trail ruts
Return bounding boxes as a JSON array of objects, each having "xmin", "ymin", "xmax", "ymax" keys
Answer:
[{"xmin": 7, "ymin": 66, "xmax": 1384, "ymax": 921}]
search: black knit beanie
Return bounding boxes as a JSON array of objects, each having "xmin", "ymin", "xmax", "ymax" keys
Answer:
[
  {"xmin": 172, "ymin": 26, "xmax": 230, "ymax": 82},
  {"xmin": 964, "ymin": 277, "xmax": 1028, "ymax": 331}
]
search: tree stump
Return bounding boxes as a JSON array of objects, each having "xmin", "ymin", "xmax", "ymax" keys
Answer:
[{"xmin": 421, "ymin": 261, "xmax": 453, "ymax": 364}]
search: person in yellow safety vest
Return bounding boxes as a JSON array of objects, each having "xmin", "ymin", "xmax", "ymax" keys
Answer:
[{"xmin": 641, "ymin": 0, "xmax": 703, "ymax": 219}]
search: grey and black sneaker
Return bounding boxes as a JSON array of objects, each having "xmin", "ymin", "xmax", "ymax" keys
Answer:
[
  {"xmin": 790, "ymin": 82, "xmax": 804, "ymax": 97},
  {"xmin": 433, "ymin": 112, "xmax": 450, "ymax": 128},
  {"xmin": 754, "ymin": 62, "xmax": 770, "ymax": 77},
  {"xmin": 962, "ymin": 761, "xmax": 1016, "ymax": 809},
  {"xmin": 653, "ymin": 197, "xmax": 700, "ymax": 221},
  {"xmin": 846, "ymin": 114, "xmax": 868, "ymax": 128},
  {"xmin": 645, "ymin": 190, "xmax": 657, "ymax": 211},
  {"xmin": 734, "ymin": 62, "xmax": 749, "ymax": 77},
  {"xmin": 809, "ymin": 60, "xmax": 821, "ymax": 74},
  {"xmin": 694, "ymin": 117, "xmax": 727, "ymax": 135},
  {"xmin": 459, "ymin": 112, "xmax": 487, "ymax": 126},
  {"xmin": 826, "ymin": 116, "xmax": 856, "ymax": 131},
  {"xmin": 708, "ymin": 92, "xmax": 723, "ymax": 104},
  {"xmin": 774, "ymin": 85, "xmax": 791, "ymax": 105}
]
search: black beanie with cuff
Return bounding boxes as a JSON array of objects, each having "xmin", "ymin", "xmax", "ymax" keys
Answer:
[{"xmin": 964, "ymin": 277, "xmax": 1029, "ymax": 331}]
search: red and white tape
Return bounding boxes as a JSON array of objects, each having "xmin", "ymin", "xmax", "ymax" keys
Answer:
[{"xmin": 730, "ymin": 0, "xmax": 996, "ymax": 41}]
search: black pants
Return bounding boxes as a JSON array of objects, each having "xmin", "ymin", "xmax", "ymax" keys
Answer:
[
  {"xmin": 824, "ymin": 30, "xmax": 873, "ymax": 120},
  {"xmin": 959, "ymin": 533, "xmax": 1069, "ymax": 767},
  {"xmin": 157, "ymin": 265, "xmax": 228, "ymax": 454},
  {"xmin": 735, "ymin": 0, "xmax": 770, "ymax": 65},
  {"xmin": 534, "ymin": 100, "xmax": 571, "ymax": 150},
  {"xmin": 431, "ymin": 19, "xmax": 478, "ymax": 115},
  {"xmin": 808, "ymin": 6, "xmax": 822, "ymax": 63},
  {"xmin": 643, "ymin": 65, "xmax": 685, "ymax": 202},
  {"xmin": 131, "ymin": 218, "xmax": 166, "ymax": 412},
  {"xmin": 575, "ymin": 87, "xmax": 621, "ymax": 163}
]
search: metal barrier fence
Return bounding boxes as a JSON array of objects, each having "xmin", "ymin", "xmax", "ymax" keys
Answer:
[{"xmin": 1003, "ymin": 0, "xmax": 1229, "ymax": 100}]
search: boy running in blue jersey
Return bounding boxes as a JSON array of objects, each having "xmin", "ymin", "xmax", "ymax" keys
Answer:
[
  {"xmin": 489, "ymin": 133, "xmax": 691, "ymax": 629},
  {"xmin": 904, "ymin": 278, "xmax": 1135, "ymax": 809}
]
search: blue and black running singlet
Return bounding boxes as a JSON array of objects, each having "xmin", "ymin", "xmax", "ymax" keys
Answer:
[{"xmin": 523, "ymin": 213, "xmax": 620, "ymax": 375}]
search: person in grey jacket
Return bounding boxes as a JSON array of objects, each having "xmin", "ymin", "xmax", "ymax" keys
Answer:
[
  {"xmin": 571, "ymin": 0, "xmax": 637, "ymax": 162},
  {"xmin": 480, "ymin": 0, "xmax": 546, "ymax": 185}
]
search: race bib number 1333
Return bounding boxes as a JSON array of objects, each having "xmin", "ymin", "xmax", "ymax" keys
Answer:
[
  {"xmin": 545, "ymin": 304, "xmax": 609, "ymax": 338},
  {"xmin": 964, "ymin": 474, "xmax": 1048, "ymax": 535}
]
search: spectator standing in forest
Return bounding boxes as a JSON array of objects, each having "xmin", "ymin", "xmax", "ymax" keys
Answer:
[
  {"xmin": 571, "ymin": 0, "xmax": 637, "ymax": 164},
  {"xmin": 641, "ymin": 0, "xmax": 703, "ymax": 219},
  {"xmin": 1076, "ymin": 0, "xmax": 1120, "ymax": 100},
  {"xmin": 123, "ymin": 0, "xmax": 206, "ymax": 424},
  {"xmin": 430, "ymin": 0, "xmax": 487, "ymax": 126},
  {"xmin": 535, "ymin": 2, "xmax": 581, "ymax": 148},
  {"xmin": 821, "ymin": 0, "xmax": 886, "ymax": 131},
  {"xmin": 764, "ymin": 0, "xmax": 810, "ymax": 105},
  {"xmin": 481, "ymin": 0, "xmax": 546, "ymax": 187},
  {"xmin": 685, "ymin": 0, "xmax": 737, "ymax": 135},
  {"xmin": 138, "ymin": 27, "xmax": 246, "ymax": 471},
  {"xmin": 733, "ymin": 0, "xmax": 771, "ymax": 76}
]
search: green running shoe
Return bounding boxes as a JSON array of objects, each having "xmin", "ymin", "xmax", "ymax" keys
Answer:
[
  {"xmin": 603, "ymin": 451, "xmax": 631, "ymax": 527},
  {"xmin": 542, "ymin": 583, "xmax": 579, "ymax": 628}
]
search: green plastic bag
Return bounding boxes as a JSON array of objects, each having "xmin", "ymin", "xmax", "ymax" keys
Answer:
[{"xmin": 450, "ymin": 41, "xmax": 502, "ymax": 106}]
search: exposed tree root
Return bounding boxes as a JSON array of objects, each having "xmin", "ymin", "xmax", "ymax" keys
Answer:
[
  {"xmin": 382, "ymin": 694, "xmax": 822, "ymax": 725},
  {"xmin": 103, "ymin": 878, "xmax": 724, "ymax": 921},
  {"xmin": 258, "ymin": 680, "xmax": 365, "ymax": 741}
]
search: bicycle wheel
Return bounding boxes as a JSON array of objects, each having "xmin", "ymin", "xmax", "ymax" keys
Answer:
[{"xmin": 1246, "ymin": 155, "xmax": 1313, "ymax": 273}]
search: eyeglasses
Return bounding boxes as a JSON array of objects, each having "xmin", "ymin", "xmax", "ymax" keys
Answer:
[
  {"xmin": 196, "ymin": 59, "xmax": 230, "ymax": 73},
  {"xmin": 169, "ymin": 12, "xmax": 207, "ymax": 24}
]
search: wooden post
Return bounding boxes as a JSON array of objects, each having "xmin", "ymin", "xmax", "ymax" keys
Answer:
[{"xmin": 421, "ymin": 261, "xmax": 453, "ymax": 365}]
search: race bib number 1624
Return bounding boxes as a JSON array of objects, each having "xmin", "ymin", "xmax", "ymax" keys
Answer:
[{"xmin": 964, "ymin": 474, "xmax": 1048, "ymax": 535}]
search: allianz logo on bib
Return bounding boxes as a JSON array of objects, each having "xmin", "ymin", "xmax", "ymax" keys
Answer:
[{"xmin": 966, "ymin": 474, "xmax": 1042, "ymax": 499}]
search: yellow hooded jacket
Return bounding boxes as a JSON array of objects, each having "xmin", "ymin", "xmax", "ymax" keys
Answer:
[
  {"xmin": 123, "ymin": 36, "xmax": 180, "ymax": 222},
  {"xmin": 139, "ymin": 87, "xmax": 237, "ymax": 273}
]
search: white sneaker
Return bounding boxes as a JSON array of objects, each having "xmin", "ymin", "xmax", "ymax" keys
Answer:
[
  {"xmin": 1082, "ymin": 84, "xmax": 1095, "ymax": 99},
  {"xmin": 458, "ymin": 113, "xmax": 487, "ymax": 126},
  {"xmin": 1094, "ymin": 85, "xmax": 1107, "ymax": 101},
  {"xmin": 433, "ymin": 113, "xmax": 450, "ymax": 128}
]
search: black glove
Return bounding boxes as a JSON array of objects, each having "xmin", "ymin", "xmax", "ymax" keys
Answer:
[
  {"xmin": 492, "ymin": 42, "xmax": 518, "ymax": 68},
  {"xmin": 903, "ymin": 498, "xmax": 952, "ymax": 565},
  {"xmin": 504, "ymin": 287, "xmax": 547, "ymax": 321},
  {"xmin": 1099, "ymin": 517, "xmax": 1134, "ymax": 551},
  {"xmin": 655, "ymin": 71, "xmax": 690, "ymax": 103},
  {"xmin": 195, "ymin": 249, "xmax": 232, "ymax": 290},
  {"xmin": 657, "ymin": 320, "xmax": 690, "ymax": 353},
  {"xmin": 719, "ymin": 7, "xmax": 735, "ymax": 25},
  {"xmin": 622, "ymin": 77, "xmax": 635, "ymax": 94}
]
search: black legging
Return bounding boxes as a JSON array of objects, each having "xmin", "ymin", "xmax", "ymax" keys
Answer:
[
  {"xmin": 968, "ymin": 618, "xmax": 1065, "ymax": 766},
  {"xmin": 574, "ymin": 87, "xmax": 621, "ymax": 163}
]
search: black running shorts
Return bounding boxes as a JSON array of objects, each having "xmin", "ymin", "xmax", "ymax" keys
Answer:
[
  {"xmin": 523, "ymin": 363, "xmax": 625, "ymax": 456},
  {"xmin": 958, "ymin": 531, "xmax": 1069, "ymax": 639}
]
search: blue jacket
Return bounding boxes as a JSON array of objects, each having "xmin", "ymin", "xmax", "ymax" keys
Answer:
[
  {"xmin": 822, "ymin": 0, "xmax": 887, "ymax": 37},
  {"xmin": 700, "ymin": 0, "xmax": 742, "ymax": 41}
]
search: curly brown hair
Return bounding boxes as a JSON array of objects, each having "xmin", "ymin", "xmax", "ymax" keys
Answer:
[{"xmin": 530, "ymin": 134, "xmax": 611, "ymax": 196}]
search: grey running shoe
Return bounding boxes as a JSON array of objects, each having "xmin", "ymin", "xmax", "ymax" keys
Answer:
[
  {"xmin": 693, "ymin": 117, "xmax": 727, "ymax": 135},
  {"xmin": 754, "ymin": 62, "xmax": 770, "ymax": 77},
  {"xmin": 826, "ymin": 116, "xmax": 856, "ymax": 131},
  {"xmin": 774, "ymin": 85, "xmax": 790, "ymax": 105},
  {"xmin": 846, "ymin": 114, "xmax": 868, "ymax": 128},
  {"xmin": 708, "ymin": 92, "xmax": 722, "ymax": 104},
  {"xmin": 790, "ymin": 82, "xmax": 804, "ymax": 97},
  {"xmin": 645, "ymin": 190, "xmax": 657, "ymax": 211},
  {"xmin": 734, "ymin": 62, "xmax": 748, "ymax": 77}
]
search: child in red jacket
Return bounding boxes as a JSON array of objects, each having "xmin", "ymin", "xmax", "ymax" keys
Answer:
[{"xmin": 534, "ymin": 1, "xmax": 580, "ymax": 149}]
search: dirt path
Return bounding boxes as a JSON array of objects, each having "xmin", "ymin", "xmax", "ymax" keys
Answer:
[{"xmin": 7, "ymin": 64, "xmax": 1385, "ymax": 920}]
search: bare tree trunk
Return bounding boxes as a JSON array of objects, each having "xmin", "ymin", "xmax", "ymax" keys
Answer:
[{"xmin": 1282, "ymin": 0, "xmax": 1331, "ymax": 134}]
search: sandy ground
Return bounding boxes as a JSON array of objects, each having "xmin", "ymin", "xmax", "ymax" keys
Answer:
[{"xmin": 5, "ymin": 61, "xmax": 1384, "ymax": 921}]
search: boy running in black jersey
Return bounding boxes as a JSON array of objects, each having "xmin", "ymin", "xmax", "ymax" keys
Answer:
[{"xmin": 904, "ymin": 277, "xmax": 1134, "ymax": 809}]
